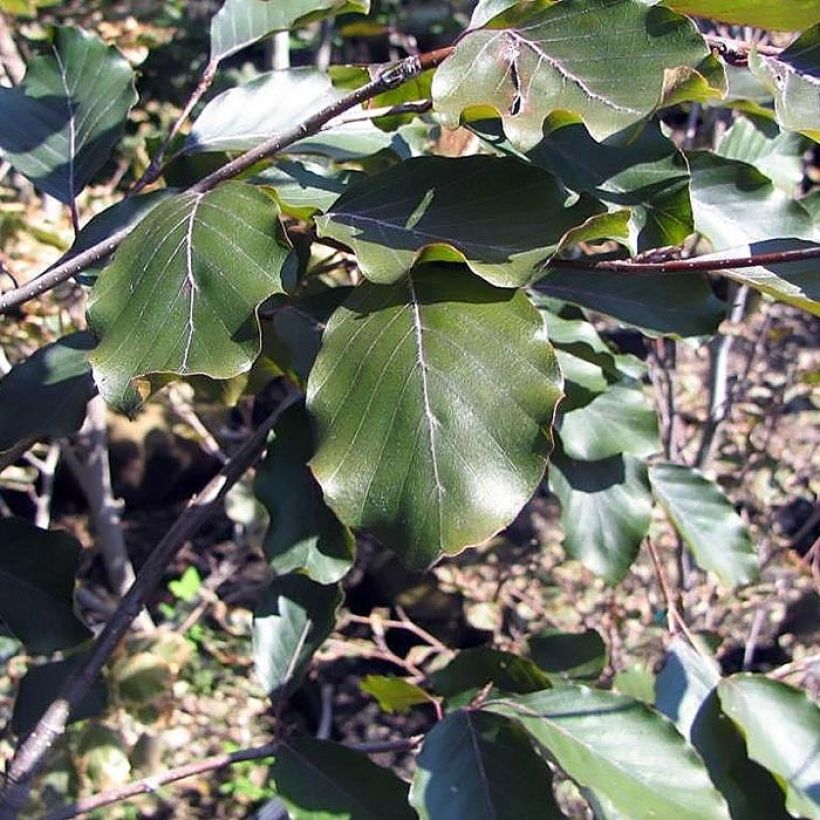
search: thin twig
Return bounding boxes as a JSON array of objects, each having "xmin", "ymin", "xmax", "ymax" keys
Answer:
[
  {"xmin": 645, "ymin": 537, "xmax": 698, "ymax": 647},
  {"xmin": 0, "ymin": 48, "xmax": 452, "ymax": 315},
  {"xmin": 0, "ymin": 389, "xmax": 300, "ymax": 819}
]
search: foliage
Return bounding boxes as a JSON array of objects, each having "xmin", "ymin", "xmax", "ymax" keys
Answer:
[{"xmin": 0, "ymin": 0, "xmax": 818, "ymax": 817}]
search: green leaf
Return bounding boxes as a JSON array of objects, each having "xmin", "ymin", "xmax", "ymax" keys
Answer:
[
  {"xmin": 187, "ymin": 69, "xmax": 395, "ymax": 161},
  {"xmin": 432, "ymin": 0, "xmax": 720, "ymax": 151},
  {"xmin": 655, "ymin": 640, "xmax": 790, "ymax": 820},
  {"xmin": 0, "ymin": 517, "xmax": 91, "ymax": 654},
  {"xmin": 360, "ymin": 675, "xmax": 433, "ymax": 713},
  {"xmin": 649, "ymin": 461, "xmax": 759, "ymax": 588},
  {"xmin": 168, "ymin": 567, "xmax": 202, "ymax": 602},
  {"xmin": 211, "ymin": 0, "xmax": 370, "ymax": 62},
  {"xmin": 254, "ymin": 160, "xmax": 360, "ymax": 218},
  {"xmin": 307, "ymin": 266, "xmax": 563, "ymax": 568},
  {"xmin": 429, "ymin": 647, "xmax": 552, "ymax": 697},
  {"xmin": 489, "ymin": 121, "xmax": 693, "ymax": 254},
  {"xmin": 716, "ymin": 116, "xmax": 808, "ymax": 193},
  {"xmin": 487, "ymin": 686, "xmax": 731, "ymax": 820},
  {"xmin": 750, "ymin": 26, "xmax": 820, "ymax": 142},
  {"xmin": 0, "ymin": 332, "xmax": 96, "ymax": 452},
  {"xmin": 688, "ymin": 152, "xmax": 816, "ymax": 251},
  {"xmin": 252, "ymin": 573, "xmax": 341, "ymax": 701},
  {"xmin": 316, "ymin": 155, "xmax": 602, "ymax": 287},
  {"xmin": 12, "ymin": 653, "xmax": 107, "ymax": 737},
  {"xmin": 535, "ymin": 269, "xmax": 726, "ymax": 337},
  {"xmin": 410, "ymin": 710, "xmax": 565, "ymax": 820},
  {"xmin": 0, "ymin": 27, "xmax": 137, "ymax": 203},
  {"xmin": 613, "ymin": 665, "xmax": 655, "ymax": 704},
  {"xmin": 270, "ymin": 737, "xmax": 414, "ymax": 820},
  {"xmin": 70, "ymin": 190, "xmax": 176, "ymax": 286},
  {"xmin": 549, "ymin": 451, "xmax": 652, "ymax": 583},
  {"xmin": 254, "ymin": 403, "xmax": 355, "ymax": 585},
  {"xmin": 559, "ymin": 384, "xmax": 660, "ymax": 461},
  {"xmin": 662, "ymin": 0, "xmax": 820, "ymax": 31},
  {"xmin": 88, "ymin": 182, "xmax": 291, "ymax": 414},
  {"xmin": 718, "ymin": 674, "xmax": 820, "ymax": 820},
  {"xmin": 528, "ymin": 628, "xmax": 607, "ymax": 684}
]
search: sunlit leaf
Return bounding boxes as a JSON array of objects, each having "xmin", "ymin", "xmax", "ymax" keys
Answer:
[
  {"xmin": 211, "ymin": 0, "xmax": 371, "ymax": 62},
  {"xmin": 88, "ymin": 182, "xmax": 291, "ymax": 414},
  {"xmin": 549, "ymin": 451, "xmax": 652, "ymax": 583},
  {"xmin": 0, "ymin": 27, "xmax": 136, "ymax": 203},
  {"xmin": 0, "ymin": 518, "xmax": 90, "ymax": 654},
  {"xmin": 317, "ymin": 155, "xmax": 602, "ymax": 287},
  {"xmin": 649, "ymin": 461, "xmax": 758, "ymax": 587},
  {"xmin": 410, "ymin": 710, "xmax": 565, "ymax": 820},
  {"xmin": 662, "ymin": 0, "xmax": 820, "ymax": 31},
  {"xmin": 488, "ymin": 687, "xmax": 731, "ymax": 819},
  {"xmin": 433, "ymin": 0, "xmax": 721, "ymax": 150},
  {"xmin": 718, "ymin": 674, "xmax": 820, "ymax": 819},
  {"xmin": 307, "ymin": 266, "xmax": 563, "ymax": 568},
  {"xmin": 360, "ymin": 675, "xmax": 433, "ymax": 713}
]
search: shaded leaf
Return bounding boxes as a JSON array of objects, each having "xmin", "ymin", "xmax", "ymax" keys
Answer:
[
  {"xmin": 750, "ymin": 26, "xmax": 820, "ymax": 141},
  {"xmin": 662, "ymin": 0, "xmax": 820, "ymax": 31},
  {"xmin": 211, "ymin": 0, "xmax": 370, "ymax": 62},
  {"xmin": 688, "ymin": 152, "xmax": 816, "ymax": 251},
  {"xmin": 307, "ymin": 266, "xmax": 563, "ymax": 568},
  {"xmin": 528, "ymin": 628, "xmax": 607, "ymax": 684},
  {"xmin": 88, "ymin": 182, "xmax": 291, "ymax": 414},
  {"xmin": 253, "ymin": 573, "xmax": 341, "ymax": 701},
  {"xmin": 655, "ymin": 640, "xmax": 789, "ymax": 820},
  {"xmin": 0, "ymin": 332, "xmax": 95, "ymax": 452},
  {"xmin": 487, "ymin": 687, "xmax": 731, "ymax": 820},
  {"xmin": 187, "ymin": 69, "xmax": 395, "ymax": 161},
  {"xmin": 360, "ymin": 675, "xmax": 433, "ymax": 713},
  {"xmin": 535, "ymin": 268, "xmax": 726, "ymax": 337},
  {"xmin": 433, "ymin": 0, "xmax": 720, "ymax": 150},
  {"xmin": 271, "ymin": 737, "xmax": 413, "ymax": 820},
  {"xmin": 718, "ymin": 674, "xmax": 820, "ymax": 819},
  {"xmin": 429, "ymin": 647, "xmax": 552, "ymax": 697},
  {"xmin": 0, "ymin": 517, "xmax": 90, "ymax": 654},
  {"xmin": 254, "ymin": 403, "xmax": 354, "ymax": 585},
  {"xmin": 0, "ymin": 27, "xmax": 137, "ymax": 203},
  {"xmin": 12, "ymin": 652, "xmax": 107, "ymax": 737},
  {"xmin": 649, "ymin": 461, "xmax": 758, "ymax": 587},
  {"xmin": 559, "ymin": 384, "xmax": 660, "ymax": 461},
  {"xmin": 316, "ymin": 155, "xmax": 602, "ymax": 287},
  {"xmin": 410, "ymin": 710, "xmax": 565, "ymax": 820},
  {"xmin": 549, "ymin": 451, "xmax": 652, "ymax": 583}
]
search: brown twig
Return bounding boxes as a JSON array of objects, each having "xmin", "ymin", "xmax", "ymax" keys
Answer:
[
  {"xmin": 0, "ymin": 48, "xmax": 453, "ymax": 315},
  {"xmin": 0, "ymin": 389, "xmax": 300, "ymax": 819},
  {"xmin": 645, "ymin": 537, "xmax": 698, "ymax": 647}
]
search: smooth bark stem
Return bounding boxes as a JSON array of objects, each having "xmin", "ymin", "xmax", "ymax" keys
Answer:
[{"xmin": 0, "ymin": 391, "xmax": 299, "ymax": 819}]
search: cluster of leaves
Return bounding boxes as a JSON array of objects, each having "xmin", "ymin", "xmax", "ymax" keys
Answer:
[{"xmin": 0, "ymin": 0, "xmax": 819, "ymax": 816}]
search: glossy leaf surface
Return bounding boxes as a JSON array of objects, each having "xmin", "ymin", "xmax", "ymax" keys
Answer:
[
  {"xmin": 429, "ymin": 647, "xmax": 552, "ymax": 697},
  {"xmin": 0, "ymin": 332, "xmax": 96, "ymax": 452},
  {"xmin": 0, "ymin": 27, "xmax": 136, "ymax": 203},
  {"xmin": 187, "ymin": 69, "xmax": 394, "ymax": 161},
  {"xmin": 316, "ymin": 155, "xmax": 602, "ymax": 287},
  {"xmin": 253, "ymin": 574, "xmax": 341, "ymax": 701},
  {"xmin": 0, "ymin": 518, "xmax": 90, "ymax": 654},
  {"xmin": 649, "ymin": 461, "xmax": 758, "ymax": 587},
  {"xmin": 662, "ymin": 0, "xmax": 820, "ymax": 31},
  {"xmin": 255, "ymin": 404, "xmax": 354, "ymax": 585},
  {"xmin": 211, "ymin": 0, "xmax": 370, "ymax": 61},
  {"xmin": 271, "ymin": 737, "xmax": 413, "ymax": 820},
  {"xmin": 88, "ymin": 182, "xmax": 290, "ymax": 414},
  {"xmin": 718, "ymin": 675, "xmax": 820, "ymax": 819},
  {"xmin": 410, "ymin": 710, "xmax": 565, "ymax": 820},
  {"xmin": 307, "ymin": 267, "xmax": 563, "ymax": 568},
  {"xmin": 488, "ymin": 687, "xmax": 731, "ymax": 820},
  {"xmin": 549, "ymin": 451, "xmax": 652, "ymax": 583},
  {"xmin": 433, "ymin": 0, "xmax": 718, "ymax": 150}
]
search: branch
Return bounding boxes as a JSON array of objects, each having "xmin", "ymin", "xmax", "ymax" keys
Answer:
[
  {"xmin": 44, "ymin": 735, "xmax": 420, "ymax": 820},
  {"xmin": 546, "ymin": 244, "xmax": 820, "ymax": 275},
  {"xmin": 0, "ymin": 388, "xmax": 300, "ymax": 819},
  {"xmin": 0, "ymin": 47, "xmax": 452, "ymax": 316}
]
